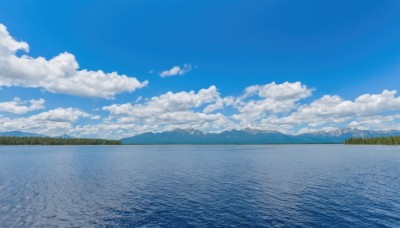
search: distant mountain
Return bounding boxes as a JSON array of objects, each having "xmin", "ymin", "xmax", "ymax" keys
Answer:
[
  {"xmin": 297, "ymin": 128, "xmax": 400, "ymax": 143},
  {"xmin": 122, "ymin": 128, "xmax": 207, "ymax": 144},
  {"xmin": 0, "ymin": 131, "xmax": 77, "ymax": 139},
  {"xmin": 0, "ymin": 131, "xmax": 46, "ymax": 137},
  {"xmin": 209, "ymin": 128, "xmax": 300, "ymax": 144},
  {"xmin": 55, "ymin": 134, "xmax": 73, "ymax": 139},
  {"xmin": 121, "ymin": 128, "xmax": 400, "ymax": 144}
]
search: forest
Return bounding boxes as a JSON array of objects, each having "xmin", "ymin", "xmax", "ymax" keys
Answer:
[
  {"xmin": 344, "ymin": 136, "xmax": 400, "ymax": 145},
  {"xmin": 0, "ymin": 136, "xmax": 121, "ymax": 145}
]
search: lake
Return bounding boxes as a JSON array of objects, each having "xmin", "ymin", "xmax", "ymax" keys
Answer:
[{"xmin": 0, "ymin": 145, "xmax": 399, "ymax": 227}]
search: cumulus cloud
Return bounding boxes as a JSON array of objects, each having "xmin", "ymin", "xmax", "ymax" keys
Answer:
[
  {"xmin": 270, "ymin": 89, "xmax": 400, "ymax": 128},
  {"xmin": 160, "ymin": 64, "xmax": 192, "ymax": 77},
  {"xmin": 0, "ymin": 97, "xmax": 45, "ymax": 114},
  {"xmin": 242, "ymin": 81, "xmax": 313, "ymax": 101},
  {"xmin": 232, "ymin": 82, "xmax": 313, "ymax": 124},
  {"xmin": 0, "ymin": 23, "xmax": 148, "ymax": 99},
  {"xmin": 203, "ymin": 96, "xmax": 235, "ymax": 113},
  {"xmin": 104, "ymin": 86, "xmax": 220, "ymax": 117},
  {"xmin": 101, "ymin": 86, "xmax": 231, "ymax": 135},
  {"xmin": 347, "ymin": 114, "xmax": 400, "ymax": 131},
  {"xmin": 31, "ymin": 107, "xmax": 90, "ymax": 122},
  {"xmin": 0, "ymin": 107, "xmax": 92, "ymax": 136}
]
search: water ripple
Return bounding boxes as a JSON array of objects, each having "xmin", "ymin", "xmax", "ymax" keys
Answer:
[{"xmin": 0, "ymin": 145, "xmax": 399, "ymax": 227}]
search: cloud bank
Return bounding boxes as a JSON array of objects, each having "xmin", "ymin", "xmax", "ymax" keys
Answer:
[{"xmin": 2, "ymin": 81, "xmax": 400, "ymax": 139}]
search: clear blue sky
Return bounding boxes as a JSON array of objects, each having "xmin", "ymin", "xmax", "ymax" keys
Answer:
[{"xmin": 1, "ymin": 0, "xmax": 400, "ymax": 138}]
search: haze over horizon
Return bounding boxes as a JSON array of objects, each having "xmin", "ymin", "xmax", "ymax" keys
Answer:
[{"xmin": 1, "ymin": 1, "xmax": 400, "ymax": 139}]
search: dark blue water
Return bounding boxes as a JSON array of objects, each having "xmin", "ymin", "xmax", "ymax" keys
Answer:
[{"xmin": 0, "ymin": 145, "xmax": 399, "ymax": 227}]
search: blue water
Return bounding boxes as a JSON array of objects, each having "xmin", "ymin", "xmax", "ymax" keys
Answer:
[{"xmin": 0, "ymin": 145, "xmax": 399, "ymax": 227}]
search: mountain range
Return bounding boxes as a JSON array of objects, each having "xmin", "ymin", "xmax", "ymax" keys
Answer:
[
  {"xmin": 121, "ymin": 128, "xmax": 400, "ymax": 144},
  {"xmin": 3, "ymin": 128, "xmax": 400, "ymax": 144},
  {"xmin": 0, "ymin": 131, "xmax": 45, "ymax": 137}
]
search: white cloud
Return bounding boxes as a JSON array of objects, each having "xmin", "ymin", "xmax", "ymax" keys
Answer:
[
  {"xmin": 103, "ymin": 86, "xmax": 220, "ymax": 117},
  {"xmin": 31, "ymin": 107, "xmax": 90, "ymax": 122},
  {"xmin": 0, "ymin": 107, "xmax": 92, "ymax": 136},
  {"xmin": 347, "ymin": 114, "xmax": 400, "ymax": 131},
  {"xmin": 101, "ymin": 86, "xmax": 231, "ymax": 135},
  {"xmin": 160, "ymin": 64, "xmax": 192, "ymax": 77},
  {"xmin": 203, "ymin": 96, "xmax": 235, "ymax": 113},
  {"xmin": 242, "ymin": 81, "xmax": 313, "ymax": 101},
  {"xmin": 0, "ymin": 23, "xmax": 148, "ymax": 99},
  {"xmin": 0, "ymin": 97, "xmax": 45, "ymax": 114},
  {"xmin": 271, "ymin": 89, "xmax": 400, "ymax": 128},
  {"xmin": 90, "ymin": 115, "xmax": 101, "ymax": 120},
  {"xmin": 232, "ymin": 82, "xmax": 313, "ymax": 123}
]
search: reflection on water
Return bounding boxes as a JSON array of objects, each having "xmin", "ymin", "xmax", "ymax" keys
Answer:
[{"xmin": 0, "ymin": 145, "xmax": 399, "ymax": 227}]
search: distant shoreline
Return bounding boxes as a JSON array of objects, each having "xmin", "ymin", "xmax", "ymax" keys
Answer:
[
  {"xmin": 1, "ymin": 144, "xmax": 397, "ymax": 146},
  {"xmin": 1, "ymin": 135, "xmax": 399, "ymax": 146},
  {"xmin": 345, "ymin": 136, "xmax": 400, "ymax": 145},
  {"xmin": 0, "ymin": 136, "xmax": 121, "ymax": 145},
  {"xmin": 1, "ymin": 143, "xmax": 346, "ymax": 146}
]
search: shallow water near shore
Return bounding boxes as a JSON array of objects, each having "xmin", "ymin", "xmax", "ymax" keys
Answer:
[{"xmin": 0, "ymin": 145, "xmax": 399, "ymax": 227}]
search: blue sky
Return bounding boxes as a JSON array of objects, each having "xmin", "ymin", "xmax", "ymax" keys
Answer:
[{"xmin": 0, "ymin": 0, "xmax": 400, "ymax": 138}]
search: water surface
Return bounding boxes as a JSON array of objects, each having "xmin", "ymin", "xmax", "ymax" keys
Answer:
[{"xmin": 0, "ymin": 145, "xmax": 399, "ymax": 227}]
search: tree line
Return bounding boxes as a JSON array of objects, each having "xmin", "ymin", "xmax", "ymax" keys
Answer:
[
  {"xmin": 345, "ymin": 136, "xmax": 400, "ymax": 145},
  {"xmin": 0, "ymin": 136, "xmax": 121, "ymax": 145}
]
